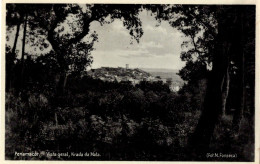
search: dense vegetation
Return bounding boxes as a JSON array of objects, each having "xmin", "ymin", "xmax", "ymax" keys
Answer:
[
  {"xmin": 6, "ymin": 58, "xmax": 199, "ymax": 160},
  {"xmin": 5, "ymin": 52, "xmax": 254, "ymax": 161},
  {"xmin": 5, "ymin": 4, "xmax": 255, "ymax": 161}
]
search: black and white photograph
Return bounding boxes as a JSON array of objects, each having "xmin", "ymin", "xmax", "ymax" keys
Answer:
[{"xmin": 2, "ymin": 1, "xmax": 258, "ymax": 162}]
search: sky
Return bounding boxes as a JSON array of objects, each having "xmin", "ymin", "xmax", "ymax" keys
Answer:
[
  {"xmin": 6, "ymin": 9, "xmax": 189, "ymax": 70},
  {"xmin": 88, "ymin": 10, "xmax": 188, "ymax": 70}
]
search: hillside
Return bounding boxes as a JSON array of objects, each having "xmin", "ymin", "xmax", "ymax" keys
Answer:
[{"xmin": 87, "ymin": 67, "xmax": 153, "ymax": 83}]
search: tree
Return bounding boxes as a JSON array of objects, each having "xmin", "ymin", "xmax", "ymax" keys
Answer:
[
  {"xmin": 147, "ymin": 5, "xmax": 255, "ymax": 156},
  {"xmin": 29, "ymin": 4, "xmax": 144, "ymax": 94},
  {"xmin": 6, "ymin": 4, "xmax": 145, "ymax": 93},
  {"xmin": 6, "ymin": 4, "xmax": 23, "ymax": 90},
  {"xmin": 230, "ymin": 6, "xmax": 255, "ymax": 134},
  {"xmin": 175, "ymin": 6, "xmax": 255, "ymax": 156},
  {"xmin": 20, "ymin": 11, "xmax": 28, "ymax": 88},
  {"xmin": 6, "ymin": 4, "xmax": 52, "ymax": 90}
]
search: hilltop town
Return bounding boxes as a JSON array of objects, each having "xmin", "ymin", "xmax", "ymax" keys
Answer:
[{"xmin": 87, "ymin": 65, "xmax": 181, "ymax": 92}]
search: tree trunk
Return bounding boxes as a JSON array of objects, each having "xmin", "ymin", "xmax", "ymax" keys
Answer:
[
  {"xmin": 57, "ymin": 71, "xmax": 66, "ymax": 94},
  {"xmin": 63, "ymin": 73, "xmax": 68, "ymax": 89},
  {"xmin": 56, "ymin": 51, "xmax": 67, "ymax": 95},
  {"xmin": 189, "ymin": 55, "xmax": 227, "ymax": 156},
  {"xmin": 232, "ymin": 10, "xmax": 246, "ymax": 134},
  {"xmin": 47, "ymin": 23, "xmax": 67, "ymax": 95},
  {"xmin": 232, "ymin": 44, "xmax": 245, "ymax": 134},
  {"xmin": 55, "ymin": 113, "xmax": 58, "ymax": 127},
  {"xmin": 12, "ymin": 21, "xmax": 21, "ymax": 55},
  {"xmin": 20, "ymin": 13, "xmax": 28, "ymax": 89},
  {"xmin": 21, "ymin": 13, "xmax": 28, "ymax": 65},
  {"xmin": 221, "ymin": 67, "xmax": 230, "ymax": 116},
  {"xmin": 6, "ymin": 20, "xmax": 22, "ymax": 91},
  {"xmin": 189, "ymin": 7, "xmax": 231, "ymax": 157}
]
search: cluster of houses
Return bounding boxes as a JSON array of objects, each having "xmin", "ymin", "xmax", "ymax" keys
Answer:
[{"xmin": 87, "ymin": 65, "xmax": 181, "ymax": 92}]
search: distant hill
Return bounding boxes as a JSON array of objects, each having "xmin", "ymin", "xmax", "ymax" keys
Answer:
[
  {"xmin": 140, "ymin": 68, "xmax": 179, "ymax": 73},
  {"xmin": 88, "ymin": 67, "xmax": 151, "ymax": 78},
  {"xmin": 87, "ymin": 67, "xmax": 185, "ymax": 90},
  {"xmin": 140, "ymin": 68, "xmax": 184, "ymax": 86},
  {"xmin": 87, "ymin": 67, "xmax": 152, "ymax": 83}
]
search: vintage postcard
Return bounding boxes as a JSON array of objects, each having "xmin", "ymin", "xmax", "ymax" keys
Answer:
[{"xmin": 1, "ymin": 0, "xmax": 259, "ymax": 163}]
